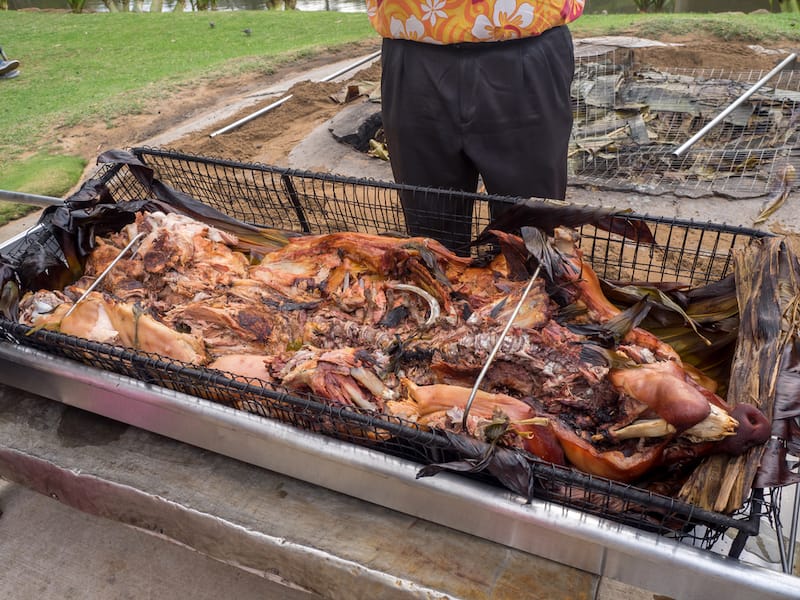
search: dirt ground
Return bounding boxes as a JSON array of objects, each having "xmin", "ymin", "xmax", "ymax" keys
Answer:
[
  {"xmin": 45, "ymin": 33, "xmax": 800, "ymax": 252},
  {"xmin": 54, "ymin": 35, "xmax": 796, "ymax": 176}
]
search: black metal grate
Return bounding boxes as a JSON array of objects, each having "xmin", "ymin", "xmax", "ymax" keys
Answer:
[{"xmin": 1, "ymin": 147, "xmax": 776, "ymax": 552}]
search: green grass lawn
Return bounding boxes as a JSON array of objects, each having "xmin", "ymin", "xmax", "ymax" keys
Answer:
[
  {"xmin": 572, "ymin": 11, "xmax": 800, "ymax": 41},
  {"xmin": 0, "ymin": 10, "xmax": 377, "ymax": 225},
  {"xmin": 1, "ymin": 10, "xmax": 799, "ymax": 226}
]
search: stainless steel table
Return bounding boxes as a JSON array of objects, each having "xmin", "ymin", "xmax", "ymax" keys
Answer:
[{"xmin": 0, "ymin": 343, "xmax": 797, "ymax": 599}]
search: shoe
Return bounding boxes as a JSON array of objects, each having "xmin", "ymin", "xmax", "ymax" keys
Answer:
[
  {"xmin": 0, "ymin": 60, "xmax": 20, "ymax": 76},
  {"xmin": 0, "ymin": 69, "xmax": 19, "ymax": 80}
]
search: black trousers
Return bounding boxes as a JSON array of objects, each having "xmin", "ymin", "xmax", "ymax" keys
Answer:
[{"xmin": 381, "ymin": 27, "xmax": 575, "ymax": 255}]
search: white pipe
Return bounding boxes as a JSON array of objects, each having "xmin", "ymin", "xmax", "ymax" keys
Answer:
[
  {"xmin": 672, "ymin": 53, "xmax": 797, "ymax": 157},
  {"xmin": 210, "ymin": 50, "xmax": 381, "ymax": 138}
]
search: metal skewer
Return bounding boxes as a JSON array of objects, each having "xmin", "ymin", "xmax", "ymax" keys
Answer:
[
  {"xmin": 461, "ymin": 264, "xmax": 542, "ymax": 430},
  {"xmin": 62, "ymin": 232, "xmax": 146, "ymax": 320}
]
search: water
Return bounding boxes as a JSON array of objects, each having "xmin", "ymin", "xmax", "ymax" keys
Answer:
[
  {"xmin": 7, "ymin": 0, "xmax": 772, "ymax": 14},
  {"xmin": 8, "ymin": 0, "xmax": 367, "ymax": 11},
  {"xmin": 582, "ymin": 0, "xmax": 772, "ymax": 13}
]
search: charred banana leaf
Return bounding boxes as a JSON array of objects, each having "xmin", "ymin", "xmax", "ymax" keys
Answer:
[
  {"xmin": 679, "ymin": 236, "xmax": 800, "ymax": 512},
  {"xmin": 474, "ymin": 198, "xmax": 656, "ymax": 246}
]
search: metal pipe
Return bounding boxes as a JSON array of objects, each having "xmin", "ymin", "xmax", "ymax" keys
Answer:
[
  {"xmin": 0, "ymin": 189, "xmax": 63, "ymax": 207},
  {"xmin": 787, "ymin": 485, "xmax": 800, "ymax": 573},
  {"xmin": 672, "ymin": 52, "xmax": 797, "ymax": 158},
  {"xmin": 210, "ymin": 50, "xmax": 381, "ymax": 138}
]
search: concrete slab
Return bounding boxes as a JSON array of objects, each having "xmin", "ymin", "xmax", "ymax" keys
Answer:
[
  {"xmin": 0, "ymin": 385, "xmax": 634, "ymax": 600},
  {"xmin": 0, "ymin": 479, "xmax": 317, "ymax": 600}
]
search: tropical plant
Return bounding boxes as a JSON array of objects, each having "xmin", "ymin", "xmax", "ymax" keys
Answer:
[
  {"xmin": 632, "ymin": 0, "xmax": 670, "ymax": 12},
  {"xmin": 66, "ymin": 0, "xmax": 88, "ymax": 13}
]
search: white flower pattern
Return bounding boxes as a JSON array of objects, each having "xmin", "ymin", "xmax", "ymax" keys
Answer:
[
  {"xmin": 472, "ymin": 0, "xmax": 535, "ymax": 41},
  {"xmin": 390, "ymin": 15, "xmax": 425, "ymax": 41},
  {"xmin": 421, "ymin": 0, "xmax": 447, "ymax": 27},
  {"xmin": 389, "ymin": 15, "xmax": 440, "ymax": 44}
]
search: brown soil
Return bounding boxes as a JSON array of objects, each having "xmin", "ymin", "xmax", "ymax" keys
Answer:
[
  {"xmin": 631, "ymin": 38, "xmax": 791, "ymax": 71},
  {"xmin": 40, "ymin": 32, "xmax": 800, "ymax": 259},
  {"xmin": 52, "ymin": 34, "xmax": 797, "ymax": 182}
]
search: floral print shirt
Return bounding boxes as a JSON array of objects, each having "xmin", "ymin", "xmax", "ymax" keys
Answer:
[{"xmin": 367, "ymin": 0, "xmax": 584, "ymax": 44}]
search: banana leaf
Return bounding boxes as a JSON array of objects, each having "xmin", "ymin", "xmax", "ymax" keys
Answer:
[
  {"xmin": 416, "ymin": 430, "xmax": 536, "ymax": 501},
  {"xmin": 679, "ymin": 236, "xmax": 800, "ymax": 512},
  {"xmin": 96, "ymin": 150, "xmax": 294, "ymax": 253}
]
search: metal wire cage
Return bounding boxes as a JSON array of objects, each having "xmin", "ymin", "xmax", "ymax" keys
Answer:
[
  {"xmin": 0, "ymin": 147, "xmax": 776, "ymax": 554},
  {"xmin": 571, "ymin": 46, "xmax": 800, "ymax": 200}
]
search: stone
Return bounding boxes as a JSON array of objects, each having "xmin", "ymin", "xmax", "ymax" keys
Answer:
[{"xmin": 328, "ymin": 100, "xmax": 383, "ymax": 153}]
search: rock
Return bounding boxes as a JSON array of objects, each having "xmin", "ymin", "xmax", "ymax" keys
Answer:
[{"xmin": 328, "ymin": 100, "xmax": 383, "ymax": 153}]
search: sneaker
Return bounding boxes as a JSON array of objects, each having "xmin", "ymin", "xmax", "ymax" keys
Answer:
[
  {"xmin": 0, "ymin": 60, "xmax": 20, "ymax": 76},
  {"xmin": 0, "ymin": 69, "xmax": 19, "ymax": 80}
]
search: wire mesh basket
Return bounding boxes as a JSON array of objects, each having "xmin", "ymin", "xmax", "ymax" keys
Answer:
[
  {"xmin": 571, "ymin": 46, "xmax": 800, "ymax": 200},
  {"xmin": 0, "ymin": 146, "xmax": 777, "ymax": 554}
]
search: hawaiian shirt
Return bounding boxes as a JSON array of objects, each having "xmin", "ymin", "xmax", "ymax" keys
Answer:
[{"xmin": 366, "ymin": 0, "xmax": 584, "ymax": 45}]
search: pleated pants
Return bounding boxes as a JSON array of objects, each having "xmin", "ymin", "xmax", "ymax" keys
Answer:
[{"xmin": 381, "ymin": 26, "xmax": 575, "ymax": 255}]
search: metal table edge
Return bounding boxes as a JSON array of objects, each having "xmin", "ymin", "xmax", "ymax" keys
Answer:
[{"xmin": 0, "ymin": 342, "xmax": 796, "ymax": 599}]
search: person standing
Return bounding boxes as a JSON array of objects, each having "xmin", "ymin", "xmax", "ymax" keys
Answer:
[{"xmin": 367, "ymin": 0, "xmax": 584, "ymax": 255}]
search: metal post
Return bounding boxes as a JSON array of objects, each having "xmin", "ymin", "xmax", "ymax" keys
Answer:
[
  {"xmin": 0, "ymin": 189, "xmax": 63, "ymax": 207},
  {"xmin": 787, "ymin": 485, "xmax": 800, "ymax": 573},
  {"xmin": 209, "ymin": 50, "xmax": 381, "ymax": 138},
  {"xmin": 672, "ymin": 53, "xmax": 797, "ymax": 158}
]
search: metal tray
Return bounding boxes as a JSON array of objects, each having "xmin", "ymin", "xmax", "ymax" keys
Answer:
[{"xmin": 0, "ymin": 341, "xmax": 797, "ymax": 599}]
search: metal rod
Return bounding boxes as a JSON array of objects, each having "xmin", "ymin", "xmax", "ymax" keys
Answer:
[
  {"xmin": 775, "ymin": 509, "xmax": 790, "ymax": 574},
  {"xmin": 209, "ymin": 50, "xmax": 381, "ymax": 138},
  {"xmin": 62, "ymin": 231, "xmax": 146, "ymax": 319},
  {"xmin": 210, "ymin": 95, "xmax": 294, "ymax": 138},
  {"xmin": 786, "ymin": 484, "xmax": 800, "ymax": 573},
  {"xmin": 672, "ymin": 52, "xmax": 797, "ymax": 157},
  {"xmin": 0, "ymin": 189, "xmax": 64, "ymax": 207},
  {"xmin": 319, "ymin": 50, "xmax": 381, "ymax": 83},
  {"xmin": 461, "ymin": 265, "xmax": 542, "ymax": 430}
]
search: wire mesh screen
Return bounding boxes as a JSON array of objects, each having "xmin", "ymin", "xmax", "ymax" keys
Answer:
[
  {"xmin": 0, "ymin": 318, "xmax": 764, "ymax": 549},
  {"xmin": 2, "ymin": 147, "xmax": 778, "ymax": 553},
  {"xmin": 106, "ymin": 147, "xmax": 496, "ymax": 253},
  {"xmin": 571, "ymin": 46, "xmax": 800, "ymax": 199},
  {"xmin": 114, "ymin": 146, "xmax": 765, "ymax": 286}
]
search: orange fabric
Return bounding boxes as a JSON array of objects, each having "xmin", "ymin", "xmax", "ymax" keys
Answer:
[{"xmin": 367, "ymin": 0, "xmax": 584, "ymax": 45}]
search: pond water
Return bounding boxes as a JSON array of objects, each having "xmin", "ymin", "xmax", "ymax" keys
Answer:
[
  {"xmin": 8, "ymin": 0, "xmax": 367, "ymax": 11},
  {"xmin": 583, "ymin": 0, "xmax": 772, "ymax": 13},
  {"xmin": 7, "ymin": 0, "xmax": 775, "ymax": 12}
]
